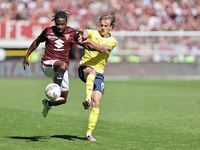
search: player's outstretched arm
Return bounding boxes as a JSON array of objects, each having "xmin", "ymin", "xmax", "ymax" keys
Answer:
[
  {"xmin": 76, "ymin": 28, "xmax": 110, "ymax": 54},
  {"xmin": 86, "ymin": 39, "xmax": 110, "ymax": 54},
  {"xmin": 23, "ymin": 39, "xmax": 40, "ymax": 70},
  {"xmin": 78, "ymin": 37, "xmax": 110, "ymax": 54},
  {"xmin": 76, "ymin": 28, "xmax": 88, "ymax": 40}
]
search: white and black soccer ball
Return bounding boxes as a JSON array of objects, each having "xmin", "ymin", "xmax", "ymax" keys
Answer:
[{"xmin": 45, "ymin": 83, "xmax": 61, "ymax": 101}]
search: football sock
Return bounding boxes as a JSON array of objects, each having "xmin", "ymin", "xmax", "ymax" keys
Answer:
[
  {"xmin": 54, "ymin": 68, "xmax": 65, "ymax": 86},
  {"xmin": 52, "ymin": 99, "xmax": 66, "ymax": 106},
  {"xmin": 49, "ymin": 97, "xmax": 66, "ymax": 106},
  {"xmin": 48, "ymin": 101, "xmax": 54, "ymax": 107},
  {"xmin": 86, "ymin": 107, "xmax": 99, "ymax": 135},
  {"xmin": 86, "ymin": 74, "xmax": 95, "ymax": 99}
]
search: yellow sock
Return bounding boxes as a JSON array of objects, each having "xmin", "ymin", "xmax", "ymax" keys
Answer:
[
  {"xmin": 86, "ymin": 107, "xmax": 99, "ymax": 135},
  {"xmin": 86, "ymin": 74, "xmax": 95, "ymax": 99}
]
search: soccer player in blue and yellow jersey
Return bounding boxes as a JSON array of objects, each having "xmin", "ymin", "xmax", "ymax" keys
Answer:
[{"xmin": 77, "ymin": 13, "xmax": 117, "ymax": 141}]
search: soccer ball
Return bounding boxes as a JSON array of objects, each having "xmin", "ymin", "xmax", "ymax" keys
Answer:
[{"xmin": 45, "ymin": 83, "xmax": 61, "ymax": 101}]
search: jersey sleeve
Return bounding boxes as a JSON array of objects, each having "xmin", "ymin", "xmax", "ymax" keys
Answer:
[
  {"xmin": 87, "ymin": 30, "xmax": 94, "ymax": 39},
  {"xmin": 37, "ymin": 27, "xmax": 47, "ymax": 42},
  {"xmin": 71, "ymin": 29, "xmax": 80, "ymax": 44},
  {"xmin": 106, "ymin": 38, "xmax": 117, "ymax": 51}
]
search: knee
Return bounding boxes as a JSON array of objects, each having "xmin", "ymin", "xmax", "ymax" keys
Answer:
[
  {"xmin": 54, "ymin": 61, "xmax": 67, "ymax": 71},
  {"xmin": 92, "ymin": 100, "xmax": 100, "ymax": 108},
  {"xmin": 60, "ymin": 62, "xmax": 67, "ymax": 70},
  {"xmin": 90, "ymin": 69, "xmax": 96, "ymax": 76}
]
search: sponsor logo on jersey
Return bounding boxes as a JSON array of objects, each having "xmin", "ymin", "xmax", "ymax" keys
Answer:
[
  {"xmin": 55, "ymin": 39, "xmax": 64, "ymax": 48},
  {"xmin": 55, "ymin": 39, "xmax": 64, "ymax": 50},
  {"xmin": 104, "ymin": 40, "xmax": 108, "ymax": 44},
  {"xmin": 48, "ymin": 35, "xmax": 58, "ymax": 39}
]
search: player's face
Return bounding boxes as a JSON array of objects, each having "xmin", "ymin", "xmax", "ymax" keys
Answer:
[
  {"xmin": 99, "ymin": 19, "xmax": 112, "ymax": 37},
  {"xmin": 55, "ymin": 18, "xmax": 67, "ymax": 34}
]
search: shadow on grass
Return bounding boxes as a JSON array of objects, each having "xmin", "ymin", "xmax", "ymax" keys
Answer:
[
  {"xmin": 7, "ymin": 136, "xmax": 47, "ymax": 142},
  {"xmin": 51, "ymin": 135, "xmax": 85, "ymax": 141},
  {"xmin": 7, "ymin": 135, "xmax": 85, "ymax": 142}
]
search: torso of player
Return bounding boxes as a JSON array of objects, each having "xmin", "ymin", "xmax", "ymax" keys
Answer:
[
  {"xmin": 79, "ymin": 30, "xmax": 117, "ymax": 74},
  {"xmin": 40, "ymin": 26, "xmax": 79, "ymax": 67}
]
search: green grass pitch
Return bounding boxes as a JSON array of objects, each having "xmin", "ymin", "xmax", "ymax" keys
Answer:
[{"xmin": 0, "ymin": 78, "xmax": 200, "ymax": 150}]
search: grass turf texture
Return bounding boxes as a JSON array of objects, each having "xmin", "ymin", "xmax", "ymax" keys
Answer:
[{"xmin": 0, "ymin": 78, "xmax": 200, "ymax": 150}]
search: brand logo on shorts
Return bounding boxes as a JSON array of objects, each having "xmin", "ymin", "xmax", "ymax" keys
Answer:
[{"xmin": 101, "ymin": 82, "xmax": 104, "ymax": 91}]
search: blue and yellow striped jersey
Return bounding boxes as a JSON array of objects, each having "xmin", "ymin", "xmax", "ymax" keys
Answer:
[{"xmin": 79, "ymin": 30, "xmax": 117, "ymax": 73}]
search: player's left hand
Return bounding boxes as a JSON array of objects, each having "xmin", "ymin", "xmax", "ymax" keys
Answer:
[{"xmin": 78, "ymin": 35, "xmax": 83, "ymax": 44}]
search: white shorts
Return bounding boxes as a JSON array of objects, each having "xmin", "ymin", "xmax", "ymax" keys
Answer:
[{"xmin": 41, "ymin": 60, "xmax": 69, "ymax": 91}]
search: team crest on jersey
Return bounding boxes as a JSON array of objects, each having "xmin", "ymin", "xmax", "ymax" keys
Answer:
[
  {"xmin": 104, "ymin": 40, "xmax": 108, "ymax": 44},
  {"xmin": 65, "ymin": 34, "xmax": 70, "ymax": 40}
]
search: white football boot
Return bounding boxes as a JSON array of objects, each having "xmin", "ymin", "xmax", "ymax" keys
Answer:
[{"xmin": 85, "ymin": 134, "xmax": 96, "ymax": 141}]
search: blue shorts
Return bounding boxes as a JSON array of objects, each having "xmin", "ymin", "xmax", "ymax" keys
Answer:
[{"xmin": 78, "ymin": 66, "xmax": 105, "ymax": 95}]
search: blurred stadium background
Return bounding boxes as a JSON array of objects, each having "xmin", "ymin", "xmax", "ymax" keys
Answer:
[{"xmin": 1, "ymin": 0, "xmax": 200, "ymax": 78}]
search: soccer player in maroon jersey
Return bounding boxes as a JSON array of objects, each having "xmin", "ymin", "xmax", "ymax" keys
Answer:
[{"xmin": 23, "ymin": 10, "xmax": 109, "ymax": 118}]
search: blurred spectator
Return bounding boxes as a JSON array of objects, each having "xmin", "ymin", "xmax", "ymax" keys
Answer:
[{"xmin": 1, "ymin": 0, "xmax": 200, "ymax": 31}]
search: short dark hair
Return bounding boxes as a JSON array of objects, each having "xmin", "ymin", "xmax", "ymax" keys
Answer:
[{"xmin": 51, "ymin": 10, "xmax": 71, "ymax": 22}]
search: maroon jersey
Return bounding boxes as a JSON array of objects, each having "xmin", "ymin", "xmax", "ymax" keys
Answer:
[{"xmin": 38, "ymin": 26, "xmax": 80, "ymax": 70}]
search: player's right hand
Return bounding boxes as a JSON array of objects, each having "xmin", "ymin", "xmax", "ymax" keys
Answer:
[
  {"xmin": 23, "ymin": 57, "xmax": 29, "ymax": 70},
  {"xmin": 78, "ymin": 35, "xmax": 90, "ymax": 45},
  {"xmin": 105, "ymin": 49, "xmax": 111, "ymax": 54}
]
